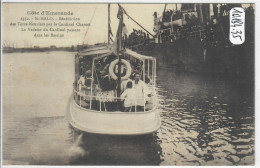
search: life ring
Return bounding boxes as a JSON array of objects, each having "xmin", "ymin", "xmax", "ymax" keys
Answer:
[{"xmin": 109, "ymin": 59, "xmax": 132, "ymax": 80}]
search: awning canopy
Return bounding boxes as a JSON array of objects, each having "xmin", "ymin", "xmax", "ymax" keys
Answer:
[
  {"xmin": 77, "ymin": 45, "xmax": 155, "ymax": 61},
  {"xmin": 77, "ymin": 45, "xmax": 112, "ymax": 57},
  {"xmin": 124, "ymin": 48, "xmax": 155, "ymax": 61}
]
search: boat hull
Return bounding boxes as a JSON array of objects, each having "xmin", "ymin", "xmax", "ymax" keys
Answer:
[{"xmin": 67, "ymin": 96, "xmax": 161, "ymax": 135}]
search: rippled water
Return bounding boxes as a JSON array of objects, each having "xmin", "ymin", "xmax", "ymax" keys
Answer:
[
  {"xmin": 155, "ymin": 70, "xmax": 254, "ymax": 166},
  {"xmin": 2, "ymin": 52, "xmax": 254, "ymax": 165}
]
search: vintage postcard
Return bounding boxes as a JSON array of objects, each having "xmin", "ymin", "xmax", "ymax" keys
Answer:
[{"xmin": 1, "ymin": 1, "xmax": 257, "ymax": 167}]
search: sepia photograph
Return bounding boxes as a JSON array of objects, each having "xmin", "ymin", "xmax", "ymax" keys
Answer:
[{"xmin": 1, "ymin": 1, "xmax": 256, "ymax": 166}]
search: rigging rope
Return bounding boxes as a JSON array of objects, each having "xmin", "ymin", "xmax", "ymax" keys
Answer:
[
  {"xmin": 94, "ymin": 66, "xmax": 107, "ymax": 111},
  {"xmin": 118, "ymin": 4, "xmax": 155, "ymax": 38},
  {"xmin": 82, "ymin": 5, "xmax": 98, "ymax": 45}
]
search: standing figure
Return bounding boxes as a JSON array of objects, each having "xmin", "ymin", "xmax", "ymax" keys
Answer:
[
  {"xmin": 120, "ymin": 81, "xmax": 136, "ymax": 112},
  {"xmin": 132, "ymin": 73, "xmax": 151, "ymax": 111}
]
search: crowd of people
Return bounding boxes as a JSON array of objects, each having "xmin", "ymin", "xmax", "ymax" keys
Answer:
[
  {"xmin": 162, "ymin": 10, "xmax": 183, "ymax": 23},
  {"xmin": 76, "ymin": 55, "xmax": 152, "ymax": 112},
  {"xmin": 123, "ymin": 29, "xmax": 150, "ymax": 48},
  {"xmin": 216, "ymin": 4, "xmax": 242, "ymax": 18},
  {"xmin": 157, "ymin": 9, "xmax": 199, "ymax": 31},
  {"xmin": 155, "ymin": 4, "xmax": 254, "ymax": 45}
]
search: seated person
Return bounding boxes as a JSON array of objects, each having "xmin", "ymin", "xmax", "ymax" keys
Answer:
[
  {"xmin": 78, "ymin": 74, "xmax": 86, "ymax": 92},
  {"xmin": 77, "ymin": 70, "xmax": 92, "ymax": 102},
  {"xmin": 78, "ymin": 70, "xmax": 92, "ymax": 91},
  {"xmin": 120, "ymin": 81, "xmax": 136, "ymax": 112}
]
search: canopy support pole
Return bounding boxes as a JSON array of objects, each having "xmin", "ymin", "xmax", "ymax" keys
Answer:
[
  {"xmin": 143, "ymin": 60, "xmax": 146, "ymax": 112},
  {"xmin": 148, "ymin": 60, "xmax": 150, "ymax": 79},
  {"xmin": 90, "ymin": 59, "xmax": 95, "ymax": 109}
]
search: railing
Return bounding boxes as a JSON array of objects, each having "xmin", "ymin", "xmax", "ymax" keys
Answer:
[
  {"xmin": 157, "ymin": 26, "xmax": 208, "ymax": 43},
  {"xmin": 73, "ymin": 87, "xmax": 156, "ymax": 113}
]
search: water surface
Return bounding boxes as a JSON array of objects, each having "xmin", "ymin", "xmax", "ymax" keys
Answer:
[{"xmin": 2, "ymin": 52, "xmax": 254, "ymax": 165}]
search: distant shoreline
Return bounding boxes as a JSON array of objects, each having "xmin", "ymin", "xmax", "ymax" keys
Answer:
[{"xmin": 2, "ymin": 48, "xmax": 77, "ymax": 53}]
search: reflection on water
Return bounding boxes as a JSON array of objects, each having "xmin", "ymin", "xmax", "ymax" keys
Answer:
[
  {"xmin": 2, "ymin": 52, "xmax": 254, "ymax": 165},
  {"xmin": 156, "ymin": 69, "xmax": 254, "ymax": 166},
  {"xmin": 74, "ymin": 133, "xmax": 161, "ymax": 165}
]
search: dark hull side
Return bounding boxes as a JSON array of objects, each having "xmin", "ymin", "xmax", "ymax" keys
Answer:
[
  {"xmin": 128, "ymin": 7, "xmax": 254, "ymax": 80},
  {"xmin": 136, "ymin": 40, "xmax": 254, "ymax": 80}
]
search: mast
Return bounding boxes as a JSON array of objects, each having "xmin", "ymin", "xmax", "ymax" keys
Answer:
[
  {"xmin": 108, "ymin": 4, "xmax": 111, "ymax": 45},
  {"xmin": 163, "ymin": 4, "xmax": 167, "ymax": 13},
  {"xmin": 117, "ymin": 6, "xmax": 123, "ymax": 103}
]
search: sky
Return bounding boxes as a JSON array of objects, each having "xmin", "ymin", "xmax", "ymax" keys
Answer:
[{"xmin": 2, "ymin": 3, "xmax": 252, "ymax": 48}]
